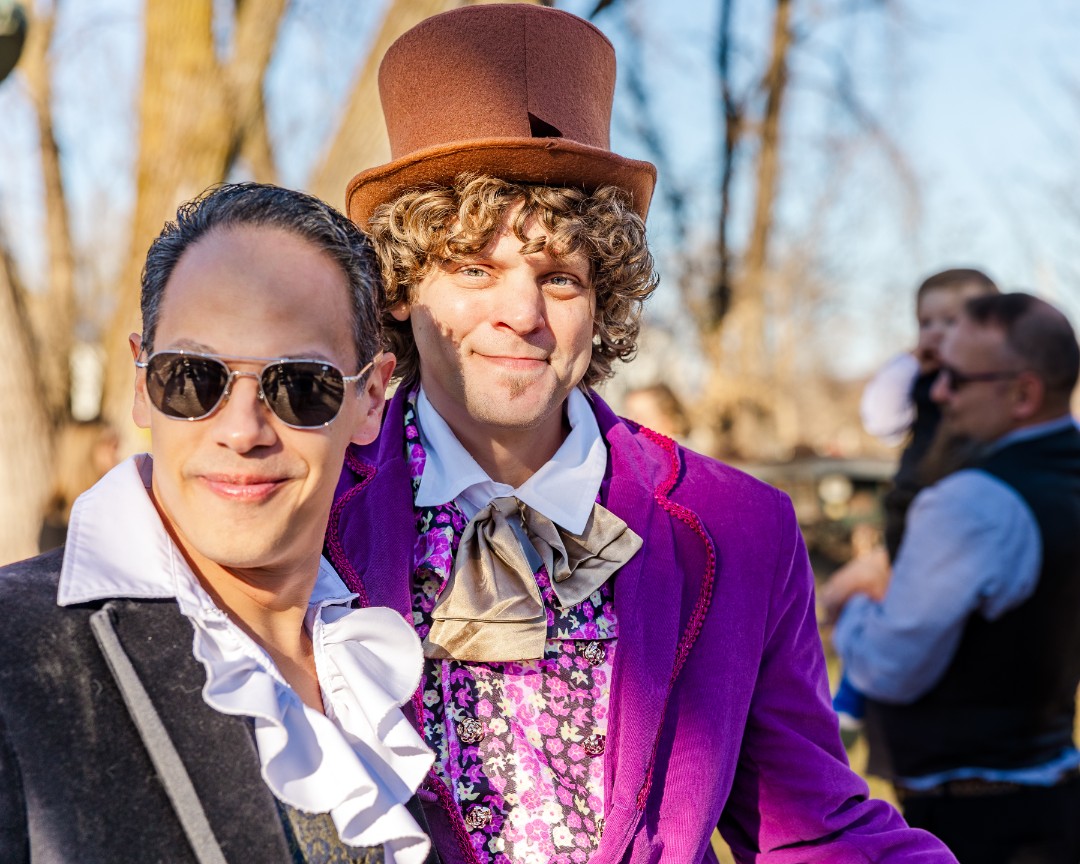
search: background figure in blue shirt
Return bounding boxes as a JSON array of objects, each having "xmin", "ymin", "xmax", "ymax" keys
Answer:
[
  {"xmin": 829, "ymin": 268, "xmax": 998, "ymax": 738},
  {"xmin": 825, "ymin": 292, "xmax": 1080, "ymax": 864}
]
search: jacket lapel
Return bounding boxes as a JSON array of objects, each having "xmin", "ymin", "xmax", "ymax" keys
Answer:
[
  {"xmin": 104, "ymin": 598, "xmax": 292, "ymax": 862},
  {"xmin": 590, "ymin": 397, "xmax": 686, "ymax": 862},
  {"xmin": 329, "ymin": 390, "xmax": 417, "ymax": 616}
]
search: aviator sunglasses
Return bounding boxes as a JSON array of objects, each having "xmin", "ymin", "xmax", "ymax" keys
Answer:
[{"xmin": 135, "ymin": 350, "xmax": 376, "ymax": 429}]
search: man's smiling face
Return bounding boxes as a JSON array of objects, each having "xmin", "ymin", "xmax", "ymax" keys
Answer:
[
  {"xmin": 394, "ymin": 202, "xmax": 596, "ymax": 454},
  {"xmin": 132, "ymin": 224, "xmax": 384, "ymax": 578}
]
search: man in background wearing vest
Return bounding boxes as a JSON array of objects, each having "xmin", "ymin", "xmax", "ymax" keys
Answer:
[{"xmin": 829, "ymin": 293, "xmax": 1080, "ymax": 863}]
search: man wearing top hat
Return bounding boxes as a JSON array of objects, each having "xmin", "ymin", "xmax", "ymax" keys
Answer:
[{"xmin": 328, "ymin": 4, "xmax": 955, "ymax": 862}]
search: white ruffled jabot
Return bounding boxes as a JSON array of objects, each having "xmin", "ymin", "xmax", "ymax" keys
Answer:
[{"xmin": 174, "ymin": 564, "xmax": 433, "ymax": 864}]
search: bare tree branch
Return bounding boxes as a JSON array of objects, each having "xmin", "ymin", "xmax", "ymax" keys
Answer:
[
  {"xmin": 824, "ymin": 46, "xmax": 920, "ymax": 234},
  {"xmin": 619, "ymin": 3, "xmax": 688, "ymax": 248},
  {"xmin": 712, "ymin": 0, "xmax": 740, "ymax": 325},
  {"xmin": 223, "ymin": 0, "xmax": 288, "ymax": 180},
  {"xmin": 308, "ymin": 0, "xmax": 486, "ymax": 206}
]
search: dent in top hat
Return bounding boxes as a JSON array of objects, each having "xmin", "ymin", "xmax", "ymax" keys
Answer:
[{"xmin": 345, "ymin": 2, "xmax": 657, "ymax": 228}]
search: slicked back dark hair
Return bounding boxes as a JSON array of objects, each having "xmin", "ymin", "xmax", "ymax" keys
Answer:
[
  {"xmin": 140, "ymin": 183, "xmax": 383, "ymax": 370},
  {"xmin": 965, "ymin": 292, "xmax": 1080, "ymax": 401}
]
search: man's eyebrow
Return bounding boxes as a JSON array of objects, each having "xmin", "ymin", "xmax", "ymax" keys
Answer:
[
  {"xmin": 159, "ymin": 340, "xmax": 337, "ymax": 363},
  {"xmin": 168, "ymin": 339, "xmax": 216, "ymax": 353}
]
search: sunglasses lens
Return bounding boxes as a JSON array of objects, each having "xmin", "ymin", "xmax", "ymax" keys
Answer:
[
  {"xmin": 261, "ymin": 361, "xmax": 345, "ymax": 427},
  {"xmin": 145, "ymin": 354, "xmax": 230, "ymax": 420}
]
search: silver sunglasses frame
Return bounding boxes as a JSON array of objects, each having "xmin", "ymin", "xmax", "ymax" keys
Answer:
[{"xmin": 134, "ymin": 349, "xmax": 378, "ymax": 428}]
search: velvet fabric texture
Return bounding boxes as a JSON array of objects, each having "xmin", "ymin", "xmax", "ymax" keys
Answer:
[
  {"xmin": 0, "ymin": 551, "xmax": 385, "ymax": 864},
  {"xmin": 344, "ymin": 4, "xmax": 656, "ymax": 227},
  {"xmin": 327, "ymin": 390, "xmax": 957, "ymax": 864}
]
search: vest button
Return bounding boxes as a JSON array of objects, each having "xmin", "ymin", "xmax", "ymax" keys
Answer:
[
  {"xmin": 583, "ymin": 733, "xmax": 606, "ymax": 756},
  {"xmin": 457, "ymin": 717, "xmax": 484, "ymax": 745},
  {"xmin": 578, "ymin": 640, "xmax": 606, "ymax": 666},
  {"xmin": 464, "ymin": 805, "xmax": 493, "ymax": 829}
]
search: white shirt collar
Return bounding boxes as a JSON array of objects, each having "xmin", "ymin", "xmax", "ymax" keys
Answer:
[
  {"xmin": 414, "ymin": 386, "xmax": 608, "ymax": 534},
  {"xmin": 58, "ymin": 455, "xmax": 434, "ymax": 863}
]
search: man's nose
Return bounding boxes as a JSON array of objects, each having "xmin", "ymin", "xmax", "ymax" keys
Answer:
[
  {"xmin": 495, "ymin": 276, "xmax": 546, "ymax": 334},
  {"xmin": 211, "ymin": 374, "xmax": 278, "ymax": 452}
]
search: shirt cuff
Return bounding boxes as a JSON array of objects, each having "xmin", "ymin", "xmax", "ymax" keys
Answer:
[{"xmin": 832, "ymin": 592, "xmax": 876, "ymax": 662}]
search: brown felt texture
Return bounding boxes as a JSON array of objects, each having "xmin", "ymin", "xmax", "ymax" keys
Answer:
[{"xmin": 346, "ymin": 3, "xmax": 656, "ymax": 227}]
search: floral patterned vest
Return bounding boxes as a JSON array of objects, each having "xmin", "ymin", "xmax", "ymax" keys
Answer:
[{"xmin": 404, "ymin": 395, "xmax": 617, "ymax": 863}]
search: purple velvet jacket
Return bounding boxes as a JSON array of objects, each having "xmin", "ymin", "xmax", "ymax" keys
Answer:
[{"xmin": 328, "ymin": 390, "xmax": 955, "ymax": 864}]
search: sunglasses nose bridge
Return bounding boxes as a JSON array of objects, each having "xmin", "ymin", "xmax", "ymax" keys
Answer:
[{"xmin": 220, "ymin": 368, "xmax": 268, "ymax": 405}]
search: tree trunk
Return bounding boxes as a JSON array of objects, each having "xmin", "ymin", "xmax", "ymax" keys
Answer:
[
  {"xmin": 225, "ymin": 0, "xmax": 288, "ymax": 181},
  {"xmin": 22, "ymin": 2, "xmax": 75, "ymax": 423},
  {"xmin": 0, "ymin": 3, "xmax": 69, "ymax": 562},
  {"xmin": 734, "ymin": 0, "xmax": 791, "ymax": 380},
  {"xmin": 309, "ymin": 0, "xmax": 535, "ymax": 207},
  {"xmin": 101, "ymin": 0, "xmax": 286, "ymax": 442},
  {"xmin": 712, "ymin": 0, "xmax": 738, "ymax": 326},
  {"xmin": 0, "ymin": 243, "xmax": 53, "ymax": 564},
  {"xmin": 706, "ymin": 0, "xmax": 792, "ymax": 458}
]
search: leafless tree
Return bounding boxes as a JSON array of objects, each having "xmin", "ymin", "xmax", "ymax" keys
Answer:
[{"xmin": 593, "ymin": 0, "xmax": 917, "ymax": 459}]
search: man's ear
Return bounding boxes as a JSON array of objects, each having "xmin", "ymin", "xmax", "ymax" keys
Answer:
[
  {"xmin": 351, "ymin": 352, "xmax": 397, "ymax": 446},
  {"xmin": 1012, "ymin": 370, "xmax": 1045, "ymax": 421},
  {"xmin": 130, "ymin": 333, "xmax": 152, "ymax": 429}
]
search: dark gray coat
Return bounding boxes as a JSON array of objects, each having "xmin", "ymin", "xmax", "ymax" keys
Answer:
[{"xmin": 0, "ymin": 548, "xmax": 386, "ymax": 863}]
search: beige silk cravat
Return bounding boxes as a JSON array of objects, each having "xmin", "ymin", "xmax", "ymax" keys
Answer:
[{"xmin": 423, "ymin": 496, "xmax": 642, "ymax": 662}]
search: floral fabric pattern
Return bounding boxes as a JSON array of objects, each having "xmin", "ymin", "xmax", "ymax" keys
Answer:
[{"xmin": 404, "ymin": 395, "xmax": 616, "ymax": 864}]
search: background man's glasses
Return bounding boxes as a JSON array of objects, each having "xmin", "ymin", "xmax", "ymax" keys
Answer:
[
  {"xmin": 135, "ymin": 350, "xmax": 374, "ymax": 428},
  {"xmin": 937, "ymin": 364, "xmax": 1022, "ymax": 394}
]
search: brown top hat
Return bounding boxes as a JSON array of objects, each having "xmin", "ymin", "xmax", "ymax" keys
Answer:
[{"xmin": 345, "ymin": 3, "xmax": 657, "ymax": 228}]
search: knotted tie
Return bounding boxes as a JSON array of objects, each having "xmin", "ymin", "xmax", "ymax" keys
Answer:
[{"xmin": 423, "ymin": 496, "xmax": 642, "ymax": 662}]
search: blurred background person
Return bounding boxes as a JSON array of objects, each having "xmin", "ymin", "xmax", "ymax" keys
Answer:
[
  {"xmin": 621, "ymin": 381, "xmax": 692, "ymax": 442},
  {"xmin": 38, "ymin": 418, "xmax": 120, "ymax": 551},
  {"xmin": 829, "ymin": 268, "xmax": 999, "ymax": 736},
  {"xmin": 862, "ymin": 268, "xmax": 1000, "ymax": 559},
  {"xmin": 828, "ymin": 293, "xmax": 1080, "ymax": 864}
]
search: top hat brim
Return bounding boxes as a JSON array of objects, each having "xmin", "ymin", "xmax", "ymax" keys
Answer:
[{"xmin": 345, "ymin": 137, "xmax": 657, "ymax": 229}]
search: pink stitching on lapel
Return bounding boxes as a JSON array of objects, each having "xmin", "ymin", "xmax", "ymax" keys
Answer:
[
  {"xmin": 634, "ymin": 428, "xmax": 718, "ymax": 811},
  {"xmin": 325, "ymin": 454, "xmax": 376, "ymax": 607},
  {"xmin": 424, "ymin": 776, "xmax": 484, "ymax": 864}
]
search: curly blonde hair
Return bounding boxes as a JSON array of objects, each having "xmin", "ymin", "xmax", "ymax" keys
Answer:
[{"xmin": 365, "ymin": 174, "xmax": 658, "ymax": 387}]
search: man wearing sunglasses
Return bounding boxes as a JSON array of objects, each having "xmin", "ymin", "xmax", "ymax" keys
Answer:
[
  {"xmin": 0, "ymin": 183, "xmax": 437, "ymax": 863},
  {"xmin": 830, "ymin": 293, "xmax": 1080, "ymax": 862},
  {"xmin": 327, "ymin": 5, "xmax": 954, "ymax": 862}
]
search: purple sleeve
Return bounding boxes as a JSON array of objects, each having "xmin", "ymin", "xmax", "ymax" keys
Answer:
[{"xmin": 718, "ymin": 499, "xmax": 956, "ymax": 862}]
